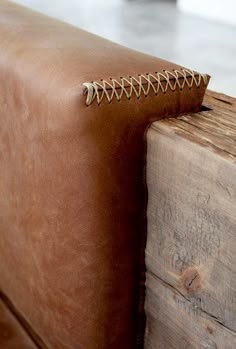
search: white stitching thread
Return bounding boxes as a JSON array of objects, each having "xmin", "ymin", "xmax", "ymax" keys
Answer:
[{"xmin": 82, "ymin": 69, "xmax": 208, "ymax": 106}]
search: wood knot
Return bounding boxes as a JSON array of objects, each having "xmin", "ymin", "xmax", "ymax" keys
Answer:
[
  {"xmin": 180, "ymin": 267, "xmax": 202, "ymax": 294},
  {"xmin": 206, "ymin": 325, "xmax": 214, "ymax": 334}
]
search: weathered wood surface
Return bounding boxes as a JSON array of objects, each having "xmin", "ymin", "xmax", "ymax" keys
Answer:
[{"xmin": 145, "ymin": 91, "xmax": 236, "ymax": 348}]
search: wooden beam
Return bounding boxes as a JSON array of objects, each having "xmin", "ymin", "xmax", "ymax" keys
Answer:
[{"xmin": 145, "ymin": 91, "xmax": 236, "ymax": 348}]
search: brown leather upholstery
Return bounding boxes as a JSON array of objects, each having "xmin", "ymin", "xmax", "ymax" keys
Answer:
[
  {"xmin": 0, "ymin": 295, "xmax": 36, "ymax": 349},
  {"xmin": 0, "ymin": 1, "xmax": 210, "ymax": 348}
]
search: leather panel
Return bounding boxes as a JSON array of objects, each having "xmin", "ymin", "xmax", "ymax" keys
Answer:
[{"xmin": 0, "ymin": 1, "xmax": 210, "ymax": 348}]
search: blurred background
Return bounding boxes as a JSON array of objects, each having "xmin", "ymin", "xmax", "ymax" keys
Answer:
[{"xmin": 14, "ymin": 0, "xmax": 236, "ymax": 97}]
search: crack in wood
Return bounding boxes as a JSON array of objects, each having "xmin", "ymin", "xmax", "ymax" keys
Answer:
[
  {"xmin": 201, "ymin": 105, "xmax": 212, "ymax": 112},
  {"xmin": 185, "ymin": 271, "xmax": 199, "ymax": 290},
  {"xmin": 163, "ymin": 118, "xmax": 236, "ymax": 160},
  {"xmin": 147, "ymin": 270, "xmax": 236, "ymax": 336},
  {"xmin": 214, "ymin": 97, "xmax": 232, "ymax": 105}
]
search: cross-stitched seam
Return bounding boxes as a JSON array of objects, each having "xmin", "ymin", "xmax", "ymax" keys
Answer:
[{"xmin": 83, "ymin": 69, "xmax": 209, "ymax": 106}]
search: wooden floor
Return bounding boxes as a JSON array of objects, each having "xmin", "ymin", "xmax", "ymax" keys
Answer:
[{"xmin": 145, "ymin": 91, "xmax": 236, "ymax": 348}]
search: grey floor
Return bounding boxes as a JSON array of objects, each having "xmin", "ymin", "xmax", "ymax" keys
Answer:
[{"xmin": 14, "ymin": 0, "xmax": 236, "ymax": 97}]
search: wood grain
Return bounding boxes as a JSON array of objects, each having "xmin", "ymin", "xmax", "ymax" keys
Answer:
[
  {"xmin": 145, "ymin": 91, "xmax": 236, "ymax": 348},
  {"xmin": 145, "ymin": 271, "xmax": 236, "ymax": 349}
]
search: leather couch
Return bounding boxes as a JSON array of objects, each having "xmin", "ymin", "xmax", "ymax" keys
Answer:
[{"xmin": 0, "ymin": 1, "xmax": 209, "ymax": 348}]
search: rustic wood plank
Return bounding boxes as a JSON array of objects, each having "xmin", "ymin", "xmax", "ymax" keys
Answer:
[
  {"xmin": 145, "ymin": 271, "xmax": 236, "ymax": 349},
  {"xmin": 145, "ymin": 91, "xmax": 236, "ymax": 348},
  {"xmin": 204, "ymin": 91, "xmax": 236, "ymax": 113}
]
